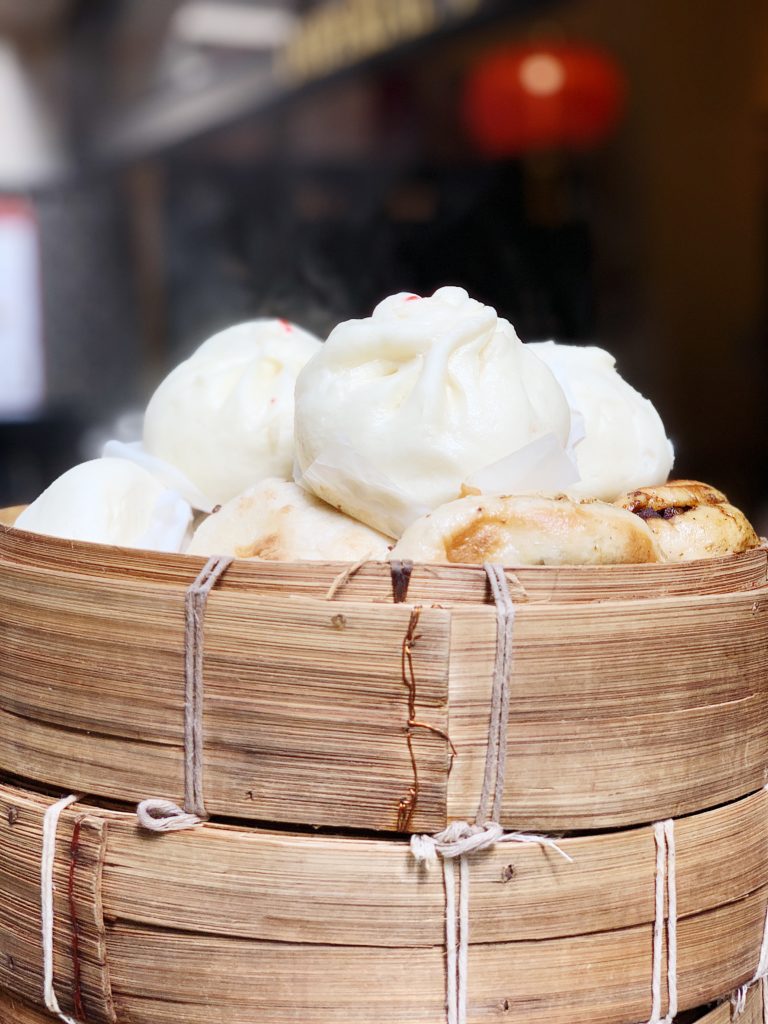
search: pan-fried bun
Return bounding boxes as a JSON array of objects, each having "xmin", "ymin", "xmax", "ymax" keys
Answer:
[
  {"xmin": 620, "ymin": 480, "xmax": 727, "ymax": 513},
  {"xmin": 188, "ymin": 479, "xmax": 391, "ymax": 562},
  {"xmin": 390, "ymin": 493, "xmax": 660, "ymax": 566},
  {"xmin": 615, "ymin": 480, "xmax": 759, "ymax": 562}
]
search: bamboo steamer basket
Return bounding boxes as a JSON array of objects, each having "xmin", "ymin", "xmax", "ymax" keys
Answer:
[
  {"xmin": 1, "ymin": 512, "xmax": 767, "ymax": 834},
  {"xmin": 2, "ymin": 997, "xmax": 761, "ymax": 1024},
  {"xmin": 2, "ymin": 996, "xmax": 761, "ymax": 1024},
  {"xmin": 1, "ymin": 779, "xmax": 768, "ymax": 1024}
]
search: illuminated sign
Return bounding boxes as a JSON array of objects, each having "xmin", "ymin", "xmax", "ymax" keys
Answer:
[{"xmin": 277, "ymin": 0, "xmax": 485, "ymax": 84}]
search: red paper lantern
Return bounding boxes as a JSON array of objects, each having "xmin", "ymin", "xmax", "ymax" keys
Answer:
[{"xmin": 462, "ymin": 42, "xmax": 626, "ymax": 156}]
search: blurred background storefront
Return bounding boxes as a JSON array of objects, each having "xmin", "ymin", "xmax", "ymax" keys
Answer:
[{"xmin": 0, "ymin": 0, "xmax": 766, "ymax": 521}]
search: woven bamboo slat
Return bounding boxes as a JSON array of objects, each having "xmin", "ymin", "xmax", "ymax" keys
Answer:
[
  {"xmin": 1, "ymin": 518, "xmax": 767, "ymax": 832},
  {"xmin": 1, "ymin": 780, "xmax": 766, "ymax": 1024}
]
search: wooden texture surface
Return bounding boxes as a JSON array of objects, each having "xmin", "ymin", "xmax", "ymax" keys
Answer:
[
  {"xmin": 0, "ymin": 506, "xmax": 24, "ymax": 527},
  {"xmin": 2, "ymin": 781, "xmax": 768, "ymax": 1024},
  {"xmin": 0, "ymin": 987, "xmax": 762, "ymax": 1024},
  {"xmin": 0, "ymin": 558, "xmax": 450, "ymax": 832},
  {"xmin": 447, "ymin": 590, "xmax": 768, "ymax": 828},
  {"xmin": 0, "ymin": 789, "xmax": 115, "ymax": 1022},
  {"xmin": 0, "ymin": 521, "xmax": 767, "ymax": 832},
  {"xmin": 2, "ymin": 518, "xmax": 767, "ymax": 602}
]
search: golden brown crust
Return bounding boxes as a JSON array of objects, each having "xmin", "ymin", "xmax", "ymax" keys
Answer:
[
  {"xmin": 615, "ymin": 480, "xmax": 759, "ymax": 561},
  {"xmin": 235, "ymin": 533, "xmax": 284, "ymax": 560},
  {"xmin": 620, "ymin": 479, "xmax": 727, "ymax": 513},
  {"xmin": 392, "ymin": 494, "xmax": 660, "ymax": 566},
  {"xmin": 187, "ymin": 479, "xmax": 391, "ymax": 561}
]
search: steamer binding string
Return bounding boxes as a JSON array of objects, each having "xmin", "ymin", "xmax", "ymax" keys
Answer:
[
  {"xmin": 730, "ymin": 784, "xmax": 768, "ymax": 1024},
  {"xmin": 410, "ymin": 563, "xmax": 681, "ymax": 1024},
  {"xmin": 137, "ymin": 555, "xmax": 233, "ymax": 832},
  {"xmin": 644, "ymin": 819, "xmax": 677, "ymax": 1024},
  {"xmin": 410, "ymin": 821, "xmax": 572, "ymax": 1024},
  {"xmin": 410, "ymin": 563, "xmax": 573, "ymax": 1024},
  {"xmin": 40, "ymin": 794, "xmax": 84, "ymax": 1024},
  {"xmin": 410, "ymin": 816, "xmax": 679, "ymax": 1024},
  {"xmin": 128, "ymin": 555, "xmax": 684, "ymax": 1020}
]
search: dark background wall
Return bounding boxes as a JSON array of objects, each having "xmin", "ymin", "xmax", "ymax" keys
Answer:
[{"xmin": 1, "ymin": 0, "xmax": 767, "ymax": 525}]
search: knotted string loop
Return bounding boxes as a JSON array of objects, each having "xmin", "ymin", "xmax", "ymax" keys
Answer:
[
  {"xmin": 410, "ymin": 820, "xmax": 573, "ymax": 868},
  {"xmin": 136, "ymin": 798, "xmax": 204, "ymax": 833}
]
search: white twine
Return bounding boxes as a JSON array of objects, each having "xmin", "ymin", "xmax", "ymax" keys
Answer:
[
  {"xmin": 731, "ymin": 977, "xmax": 768, "ymax": 1021},
  {"xmin": 731, "ymin": 976, "xmax": 768, "ymax": 1024},
  {"xmin": 729, "ymin": 785, "xmax": 768, "ymax": 1022},
  {"xmin": 410, "ymin": 819, "xmax": 574, "ymax": 867},
  {"xmin": 136, "ymin": 798, "xmax": 204, "ymax": 832},
  {"xmin": 41, "ymin": 794, "xmax": 83, "ymax": 1024},
  {"xmin": 409, "ymin": 564, "xmax": 557, "ymax": 1024},
  {"xmin": 458, "ymin": 854, "xmax": 470, "ymax": 1024},
  {"xmin": 444, "ymin": 855, "xmax": 458, "ymax": 1024},
  {"xmin": 411, "ymin": 822, "xmax": 572, "ymax": 1024},
  {"xmin": 643, "ymin": 819, "xmax": 677, "ymax": 1024}
]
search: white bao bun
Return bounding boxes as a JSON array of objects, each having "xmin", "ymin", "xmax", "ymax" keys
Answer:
[
  {"xmin": 529, "ymin": 342, "xmax": 674, "ymax": 501},
  {"xmin": 294, "ymin": 287, "xmax": 572, "ymax": 538},
  {"xmin": 15, "ymin": 458, "xmax": 192, "ymax": 552},
  {"xmin": 144, "ymin": 319, "xmax": 322, "ymax": 507}
]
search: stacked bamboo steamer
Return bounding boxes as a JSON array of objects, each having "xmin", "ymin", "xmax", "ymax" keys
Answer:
[{"xmin": 1, "ymin": 503, "xmax": 768, "ymax": 1024}]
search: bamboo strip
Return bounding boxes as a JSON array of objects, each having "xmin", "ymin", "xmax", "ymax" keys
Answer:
[
  {"xmin": 0, "ymin": 559, "xmax": 451, "ymax": 831},
  {"xmin": 101, "ymin": 891, "xmax": 767, "ymax": 1024},
  {"xmin": 0, "ymin": 985, "xmax": 760, "ymax": 1024},
  {"xmin": 0, "ymin": 991, "xmax": 56, "ymax": 1023},
  {"xmin": 1, "ymin": 544, "xmax": 766, "ymax": 830},
  {"xmin": 0, "ymin": 791, "xmax": 115, "ymax": 1022},
  {"xmin": 98, "ymin": 785, "xmax": 768, "ymax": 946},
  {"xmin": 447, "ymin": 588, "xmax": 768, "ymax": 828},
  {"xmin": 3, "ymin": 782, "xmax": 768, "ymax": 1023},
  {"xmin": 2, "ymin": 520, "xmax": 766, "ymax": 604}
]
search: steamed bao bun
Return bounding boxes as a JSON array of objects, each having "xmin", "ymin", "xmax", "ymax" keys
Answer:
[
  {"xmin": 390, "ymin": 492, "xmax": 660, "ymax": 566},
  {"xmin": 14, "ymin": 458, "xmax": 192, "ymax": 552},
  {"xmin": 529, "ymin": 342, "xmax": 674, "ymax": 501},
  {"xmin": 294, "ymin": 287, "xmax": 572, "ymax": 538},
  {"xmin": 143, "ymin": 319, "xmax": 322, "ymax": 508},
  {"xmin": 187, "ymin": 479, "xmax": 391, "ymax": 561}
]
